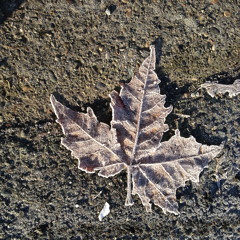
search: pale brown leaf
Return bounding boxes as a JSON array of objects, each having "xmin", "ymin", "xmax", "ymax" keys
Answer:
[
  {"xmin": 51, "ymin": 46, "xmax": 223, "ymax": 214},
  {"xmin": 50, "ymin": 95, "xmax": 126, "ymax": 177}
]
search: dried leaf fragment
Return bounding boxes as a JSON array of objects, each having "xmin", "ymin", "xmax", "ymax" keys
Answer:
[
  {"xmin": 98, "ymin": 202, "xmax": 110, "ymax": 221},
  {"xmin": 200, "ymin": 79, "xmax": 240, "ymax": 98},
  {"xmin": 50, "ymin": 46, "xmax": 223, "ymax": 214}
]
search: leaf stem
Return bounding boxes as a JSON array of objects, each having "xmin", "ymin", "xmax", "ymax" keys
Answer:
[{"xmin": 125, "ymin": 166, "xmax": 134, "ymax": 206}]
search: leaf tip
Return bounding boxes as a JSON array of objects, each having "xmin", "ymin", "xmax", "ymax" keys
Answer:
[
  {"xmin": 86, "ymin": 106, "xmax": 95, "ymax": 118},
  {"xmin": 175, "ymin": 129, "xmax": 181, "ymax": 136},
  {"xmin": 50, "ymin": 94, "xmax": 56, "ymax": 108},
  {"xmin": 50, "ymin": 94, "xmax": 60, "ymax": 120},
  {"xmin": 149, "ymin": 45, "xmax": 155, "ymax": 52}
]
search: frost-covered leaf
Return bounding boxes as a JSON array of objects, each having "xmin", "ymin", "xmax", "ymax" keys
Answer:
[
  {"xmin": 50, "ymin": 46, "xmax": 223, "ymax": 214},
  {"xmin": 50, "ymin": 96, "xmax": 125, "ymax": 177},
  {"xmin": 200, "ymin": 79, "xmax": 240, "ymax": 98}
]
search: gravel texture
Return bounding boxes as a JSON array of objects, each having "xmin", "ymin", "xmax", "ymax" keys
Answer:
[{"xmin": 0, "ymin": 0, "xmax": 239, "ymax": 239}]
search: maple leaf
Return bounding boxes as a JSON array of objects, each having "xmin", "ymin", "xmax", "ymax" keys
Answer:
[{"xmin": 50, "ymin": 46, "xmax": 222, "ymax": 214}]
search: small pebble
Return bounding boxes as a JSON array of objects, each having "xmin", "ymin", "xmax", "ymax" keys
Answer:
[
  {"xmin": 95, "ymin": 82, "xmax": 106, "ymax": 90},
  {"xmin": 224, "ymin": 11, "xmax": 231, "ymax": 17}
]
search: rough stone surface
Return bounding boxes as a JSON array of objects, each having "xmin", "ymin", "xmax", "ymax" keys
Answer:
[{"xmin": 0, "ymin": 0, "xmax": 239, "ymax": 239}]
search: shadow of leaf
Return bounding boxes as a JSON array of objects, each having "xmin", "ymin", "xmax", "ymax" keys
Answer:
[{"xmin": 0, "ymin": 0, "xmax": 25, "ymax": 24}]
